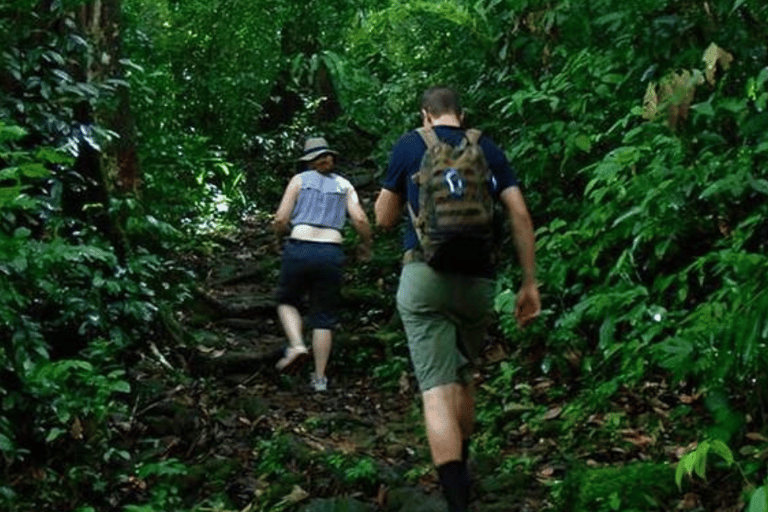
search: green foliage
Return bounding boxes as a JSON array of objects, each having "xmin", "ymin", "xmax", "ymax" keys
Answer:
[
  {"xmin": 255, "ymin": 434, "xmax": 295, "ymax": 478},
  {"xmin": 0, "ymin": 22, "xmax": 196, "ymax": 503},
  {"xmin": 557, "ymin": 462, "xmax": 677, "ymax": 512},
  {"xmin": 124, "ymin": 0, "xmax": 284, "ymax": 151},
  {"xmin": 675, "ymin": 439, "xmax": 734, "ymax": 488},
  {"xmin": 0, "ymin": 123, "xmax": 60, "ymax": 208},
  {"xmin": 495, "ymin": 29, "xmax": 768, "ymax": 423},
  {"xmin": 748, "ymin": 485, "xmax": 768, "ymax": 512},
  {"xmin": 123, "ymin": 458, "xmax": 190, "ymax": 512},
  {"xmin": 0, "ymin": 221, "xmax": 194, "ymax": 507},
  {"xmin": 674, "ymin": 438, "xmax": 768, "ymax": 512},
  {"xmin": 326, "ymin": 452, "xmax": 379, "ymax": 486},
  {"xmin": 372, "ymin": 353, "xmax": 410, "ymax": 391},
  {"xmin": 0, "ymin": 1, "xmax": 121, "ymax": 153},
  {"xmin": 369, "ymin": 325, "xmax": 411, "ymax": 390},
  {"xmin": 3, "ymin": 0, "xmax": 768, "ymax": 510},
  {"xmin": 1, "ymin": 122, "xmax": 145, "ymax": 490},
  {"xmin": 138, "ymin": 128, "xmax": 249, "ymax": 231},
  {"xmin": 28, "ymin": 360, "xmax": 130, "ymax": 440},
  {"xmin": 328, "ymin": 0, "xmax": 510, "ymax": 161},
  {"xmin": 475, "ymin": 361, "xmax": 523, "ymax": 432}
]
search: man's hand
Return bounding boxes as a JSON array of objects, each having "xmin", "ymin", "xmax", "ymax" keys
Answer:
[{"xmin": 515, "ymin": 282, "xmax": 541, "ymax": 329}]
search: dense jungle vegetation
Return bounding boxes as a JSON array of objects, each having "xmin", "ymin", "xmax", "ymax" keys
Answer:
[{"xmin": 2, "ymin": 0, "xmax": 768, "ymax": 510}]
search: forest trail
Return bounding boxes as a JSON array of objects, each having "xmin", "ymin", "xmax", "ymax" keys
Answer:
[
  {"xmin": 137, "ymin": 212, "xmax": 732, "ymax": 512},
  {"xmin": 139, "ymin": 213, "xmax": 530, "ymax": 511}
]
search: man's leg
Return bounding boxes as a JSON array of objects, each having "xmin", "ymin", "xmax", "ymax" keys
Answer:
[
  {"xmin": 424, "ymin": 383, "xmax": 471, "ymax": 512},
  {"xmin": 450, "ymin": 274, "xmax": 493, "ymax": 471},
  {"xmin": 423, "ymin": 383, "xmax": 465, "ymax": 464},
  {"xmin": 455, "ymin": 382, "xmax": 475, "ymax": 466},
  {"xmin": 396, "ymin": 263, "xmax": 473, "ymax": 511}
]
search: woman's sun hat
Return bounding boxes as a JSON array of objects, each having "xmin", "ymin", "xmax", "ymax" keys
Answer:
[{"xmin": 298, "ymin": 137, "xmax": 339, "ymax": 162}]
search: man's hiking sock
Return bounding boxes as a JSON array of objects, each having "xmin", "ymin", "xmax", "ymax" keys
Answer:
[{"xmin": 437, "ymin": 460, "xmax": 470, "ymax": 512}]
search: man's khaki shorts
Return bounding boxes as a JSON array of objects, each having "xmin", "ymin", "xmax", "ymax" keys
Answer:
[{"xmin": 396, "ymin": 262, "xmax": 495, "ymax": 392}]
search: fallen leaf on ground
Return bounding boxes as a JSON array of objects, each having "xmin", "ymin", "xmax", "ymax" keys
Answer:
[
  {"xmin": 277, "ymin": 485, "xmax": 309, "ymax": 506},
  {"xmin": 536, "ymin": 467, "xmax": 555, "ymax": 481}
]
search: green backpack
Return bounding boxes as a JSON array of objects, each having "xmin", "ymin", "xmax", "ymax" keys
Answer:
[{"xmin": 408, "ymin": 127, "xmax": 496, "ymax": 272}]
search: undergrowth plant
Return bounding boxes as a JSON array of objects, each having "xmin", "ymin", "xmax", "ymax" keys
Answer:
[
  {"xmin": 326, "ymin": 452, "xmax": 379, "ymax": 487},
  {"xmin": 494, "ymin": 38, "xmax": 768, "ymax": 422},
  {"xmin": 556, "ymin": 462, "xmax": 677, "ymax": 512},
  {"xmin": 1, "ymin": 62, "xmax": 197, "ymax": 510},
  {"xmin": 676, "ymin": 438, "xmax": 768, "ymax": 512}
]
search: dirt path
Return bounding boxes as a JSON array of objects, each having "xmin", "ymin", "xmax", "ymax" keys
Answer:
[
  {"xmin": 129, "ymin": 213, "xmax": 742, "ymax": 512},
  {"xmin": 133, "ymin": 213, "xmax": 486, "ymax": 511}
]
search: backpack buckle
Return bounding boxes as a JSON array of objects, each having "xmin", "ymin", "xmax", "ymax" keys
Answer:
[{"xmin": 444, "ymin": 168, "xmax": 465, "ymax": 199}]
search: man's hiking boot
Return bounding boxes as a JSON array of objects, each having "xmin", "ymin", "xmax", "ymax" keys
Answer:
[{"xmin": 275, "ymin": 345, "xmax": 309, "ymax": 374}]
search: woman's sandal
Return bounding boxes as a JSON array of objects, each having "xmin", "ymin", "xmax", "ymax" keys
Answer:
[{"xmin": 275, "ymin": 345, "xmax": 310, "ymax": 374}]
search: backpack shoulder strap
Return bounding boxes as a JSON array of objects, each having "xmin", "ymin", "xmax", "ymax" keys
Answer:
[
  {"xmin": 416, "ymin": 127, "xmax": 440, "ymax": 149},
  {"xmin": 407, "ymin": 202, "xmax": 426, "ymax": 244},
  {"xmin": 464, "ymin": 128, "xmax": 482, "ymax": 145}
]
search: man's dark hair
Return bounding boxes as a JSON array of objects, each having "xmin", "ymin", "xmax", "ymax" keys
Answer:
[{"xmin": 421, "ymin": 86, "xmax": 462, "ymax": 117}]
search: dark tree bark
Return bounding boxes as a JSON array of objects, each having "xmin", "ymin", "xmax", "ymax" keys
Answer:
[
  {"xmin": 78, "ymin": 0, "xmax": 140, "ymax": 193},
  {"xmin": 315, "ymin": 61, "xmax": 342, "ymax": 124},
  {"xmin": 49, "ymin": 0, "xmax": 141, "ymax": 260}
]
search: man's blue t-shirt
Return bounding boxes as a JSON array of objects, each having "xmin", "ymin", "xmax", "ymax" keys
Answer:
[{"xmin": 382, "ymin": 125, "xmax": 519, "ymax": 254}]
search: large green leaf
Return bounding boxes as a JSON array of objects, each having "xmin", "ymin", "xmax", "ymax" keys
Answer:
[
  {"xmin": 749, "ymin": 486, "xmax": 768, "ymax": 512},
  {"xmin": 0, "ymin": 125, "xmax": 26, "ymax": 144},
  {"xmin": 0, "ymin": 184, "xmax": 22, "ymax": 208},
  {"xmin": 19, "ymin": 163, "xmax": 49, "ymax": 179}
]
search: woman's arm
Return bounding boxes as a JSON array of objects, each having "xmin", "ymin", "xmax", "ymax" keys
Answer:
[
  {"xmin": 346, "ymin": 185, "xmax": 373, "ymax": 260},
  {"xmin": 273, "ymin": 175, "xmax": 301, "ymax": 237}
]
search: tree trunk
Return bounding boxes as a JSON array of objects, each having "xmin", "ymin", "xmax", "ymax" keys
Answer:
[
  {"xmin": 78, "ymin": 0, "xmax": 140, "ymax": 193},
  {"xmin": 315, "ymin": 61, "xmax": 342, "ymax": 124},
  {"xmin": 55, "ymin": 0, "xmax": 138, "ymax": 261}
]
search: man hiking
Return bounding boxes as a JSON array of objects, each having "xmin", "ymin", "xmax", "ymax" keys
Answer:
[{"xmin": 374, "ymin": 86, "xmax": 540, "ymax": 511}]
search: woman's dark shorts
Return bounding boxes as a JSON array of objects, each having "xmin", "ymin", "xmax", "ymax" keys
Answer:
[{"xmin": 276, "ymin": 239, "xmax": 345, "ymax": 329}]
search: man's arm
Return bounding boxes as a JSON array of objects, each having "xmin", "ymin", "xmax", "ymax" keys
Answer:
[
  {"xmin": 499, "ymin": 186, "xmax": 541, "ymax": 328},
  {"xmin": 375, "ymin": 188, "xmax": 405, "ymax": 229},
  {"xmin": 346, "ymin": 186, "xmax": 373, "ymax": 260},
  {"xmin": 273, "ymin": 175, "xmax": 301, "ymax": 238},
  {"xmin": 500, "ymin": 186, "xmax": 535, "ymax": 284}
]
